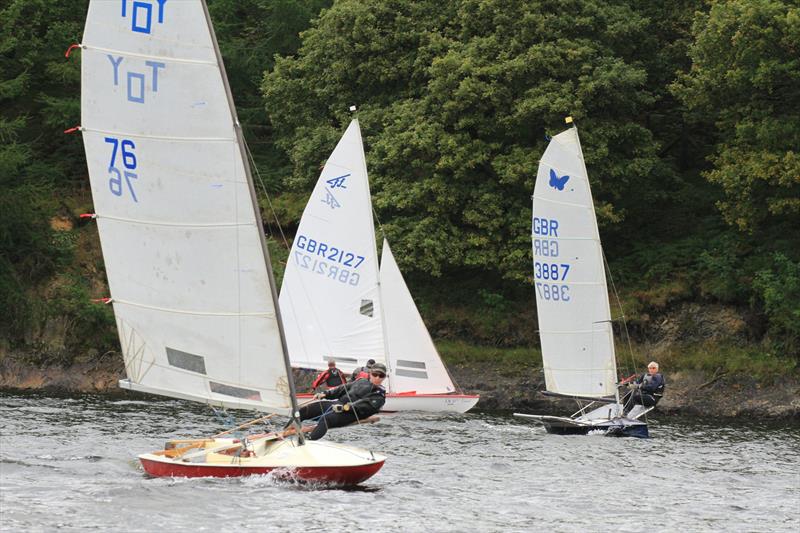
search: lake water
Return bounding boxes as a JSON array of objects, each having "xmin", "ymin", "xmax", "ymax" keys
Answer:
[{"xmin": 1, "ymin": 391, "xmax": 798, "ymax": 532}]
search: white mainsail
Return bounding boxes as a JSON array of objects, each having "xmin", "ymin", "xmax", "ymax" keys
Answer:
[
  {"xmin": 279, "ymin": 119, "xmax": 385, "ymax": 372},
  {"xmin": 532, "ymin": 126, "xmax": 617, "ymax": 398},
  {"xmin": 81, "ymin": 0, "xmax": 293, "ymax": 413},
  {"xmin": 380, "ymin": 240, "xmax": 456, "ymax": 394}
]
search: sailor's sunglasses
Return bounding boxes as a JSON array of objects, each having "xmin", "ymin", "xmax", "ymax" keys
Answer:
[{"xmin": 371, "ymin": 372, "xmax": 386, "ymax": 378}]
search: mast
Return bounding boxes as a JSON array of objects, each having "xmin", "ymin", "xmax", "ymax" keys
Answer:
[
  {"xmin": 200, "ymin": 1, "xmax": 305, "ymax": 435},
  {"xmin": 567, "ymin": 116, "xmax": 621, "ymax": 406},
  {"xmin": 352, "ymin": 109, "xmax": 394, "ymax": 389}
]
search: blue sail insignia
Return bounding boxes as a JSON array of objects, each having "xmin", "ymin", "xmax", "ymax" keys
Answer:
[{"xmin": 549, "ymin": 168, "xmax": 570, "ymax": 191}]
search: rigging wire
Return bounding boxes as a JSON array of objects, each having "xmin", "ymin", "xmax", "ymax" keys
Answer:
[
  {"xmin": 601, "ymin": 247, "xmax": 649, "ymax": 424},
  {"xmin": 243, "ymin": 138, "xmax": 290, "ymax": 251}
]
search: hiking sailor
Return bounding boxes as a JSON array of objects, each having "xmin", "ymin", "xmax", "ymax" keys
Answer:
[
  {"xmin": 310, "ymin": 360, "xmax": 346, "ymax": 392},
  {"xmin": 622, "ymin": 361, "xmax": 665, "ymax": 416},
  {"xmin": 297, "ymin": 363, "xmax": 388, "ymax": 440},
  {"xmin": 350, "ymin": 358, "xmax": 376, "ymax": 382}
]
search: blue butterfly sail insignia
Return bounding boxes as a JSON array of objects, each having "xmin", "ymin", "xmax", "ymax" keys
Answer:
[{"xmin": 549, "ymin": 169, "xmax": 570, "ymax": 191}]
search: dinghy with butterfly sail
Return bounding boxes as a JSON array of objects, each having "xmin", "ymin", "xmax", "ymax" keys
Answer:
[
  {"xmin": 77, "ymin": 0, "xmax": 384, "ymax": 482},
  {"xmin": 513, "ymin": 118, "xmax": 649, "ymax": 437},
  {"xmin": 279, "ymin": 119, "xmax": 479, "ymax": 413}
]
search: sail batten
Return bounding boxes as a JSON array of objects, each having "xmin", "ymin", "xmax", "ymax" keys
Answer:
[
  {"xmin": 532, "ymin": 126, "xmax": 617, "ymax": 398},
  {"xmin": 81, "ymin": 0, "xmax": 292, "ymax": 414}
]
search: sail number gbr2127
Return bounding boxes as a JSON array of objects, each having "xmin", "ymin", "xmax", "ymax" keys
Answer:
[{"xmin": 293, "ymin": 234, "xmax": 365, "ymax": 287}]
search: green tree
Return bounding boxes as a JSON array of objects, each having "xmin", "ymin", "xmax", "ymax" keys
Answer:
[
  {"xmin": 0, "ymin": 0, "xmax": 86, "ymax": 342},
  {"xmin": 673, "ymin": 0, "xmax": 800, "ymax": 233},
  {"xmin": 264, "ymin": 0, "xmax": 671, "ymax": 280}
]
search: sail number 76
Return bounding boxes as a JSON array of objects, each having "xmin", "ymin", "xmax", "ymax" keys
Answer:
[{"xmin": 104, "ymin": 137, "xmax": 138, "ymax": 202}]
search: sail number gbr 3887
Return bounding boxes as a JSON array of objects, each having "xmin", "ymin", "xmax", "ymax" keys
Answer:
[{"xmin": 533, "ymin": 216, "xmax": 570, "ymax": 302}]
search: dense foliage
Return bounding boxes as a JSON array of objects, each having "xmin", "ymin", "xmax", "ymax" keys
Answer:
[{"xmin": 0, "ymin": 0, "xmax": 797, "ymax": 361}]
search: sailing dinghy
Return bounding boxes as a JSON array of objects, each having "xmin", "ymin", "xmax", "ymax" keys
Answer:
[
  {"xmin": 279, "ymin": 119, "xmax": 479, "ymax": 413},
  {"xmin": 77, "ymin": 0, "xmax": 385, "ymax": 482},
  {"xmin": 513, "ymin": 119, "xmax": 649, "ymax": 438}
]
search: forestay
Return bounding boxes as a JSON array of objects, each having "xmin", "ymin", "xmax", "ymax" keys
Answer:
[
  {"xmin": 279, "ymin": 120, "xmax": 385, "ymax": 371},
  {"xmin": 532, "ymin": 127, "xmax": 617, "ymax": 397},
  {"xmin": 380, "ymin": 240, "xmax": 455, "ymax": 394},
  {"xmin": 81, "ymin": 0, "xmax": 292, "ymax": 413}
]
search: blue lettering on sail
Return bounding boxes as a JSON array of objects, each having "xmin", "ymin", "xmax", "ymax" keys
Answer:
[
  {"xmin": 121, "ymin": 0, "xmax": 167, "ymax": 34},
  {"xmin": 322, "ymin": 188, "xmax": 341, "ymax": 209},
  {"xmin": 127, "ymin": 72, "xmax": 145, "ymax": 103},
  {"xmin": 104, "ymin": 137, "xmax": 140, "ymax": 202},
  {"xmin": 294, "ymin": 251, "xmax": 361, "ymax": 287},
  {"xmin": 326, "ymin": 174, "xmax": 350, "ymax": 189},
  {"xmin": 294, "ymin": 235, "xmax": 365, "ymax": 269},
  {"xmin": 532, "ymin": 217, "xmax": 559, "ymax": 237},
  {"xmin": 108, "ymin": 55, "xmax": 166, "ymax": 104},
  {"xmin": 549, "ymin": 169, "xmax": 570, "ymax": 191}
]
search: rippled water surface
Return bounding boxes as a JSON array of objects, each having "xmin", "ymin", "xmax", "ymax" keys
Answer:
[{"xmin": 1, "ymin": 391, "xmax": 798, "ymax": 532}]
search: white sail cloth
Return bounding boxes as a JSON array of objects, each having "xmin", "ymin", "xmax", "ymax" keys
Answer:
[
  {"xmin": 279, "ymin": 120, "xmax": 385, "ymax": 372},
  {"xmin": 532, "ymin": 127, "xmax": 617, "ymax": 397},
  {"xmin": 380, "ymin": 241, "xmax": 455, "ymax": 394},
  {"xmin": 81, "ymin": 0, "xmax": 292, "ymax": 413},
  {"xmin": 280, "ymin": 120, "xmax": 458, "ymax": 396}
]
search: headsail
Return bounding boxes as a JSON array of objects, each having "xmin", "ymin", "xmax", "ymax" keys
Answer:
[
  {"xmin": 380, "ymin": 241, "xmax": 455, "ymax": 394},
  {"xmin": 279, "ymin": 120, "xmax": 385, "ymax": 372},
  {"xmin": 532, "ymin": 127, "xmax": 617, "ymax": 397},
  {"xmin": 81, "ymin": 0, "xmax": 292, "ymax": 413}
]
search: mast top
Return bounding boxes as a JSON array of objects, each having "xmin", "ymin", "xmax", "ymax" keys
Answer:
[{"xmin": 565, "ymin": 116, "xmax": 573, "ymax": 124}]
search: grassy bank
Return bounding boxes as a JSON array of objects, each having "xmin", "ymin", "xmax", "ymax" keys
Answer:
[{"xmin": 439, "ymin": 339, "xmax": 798, "ymax": 381}]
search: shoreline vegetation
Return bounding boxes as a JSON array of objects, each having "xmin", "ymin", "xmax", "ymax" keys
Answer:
[
  {"xmin": 2, "ymin": 0, "xmax": 798, "ymax": 412},
  {"xmin": 2, "ymin": 341, "xmax": 797, "ymax": 419}
]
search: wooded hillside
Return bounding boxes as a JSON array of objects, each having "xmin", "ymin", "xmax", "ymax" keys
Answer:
[{"xmin": 1, "ymin": 0, "xmax": 797, "ymax": 373}]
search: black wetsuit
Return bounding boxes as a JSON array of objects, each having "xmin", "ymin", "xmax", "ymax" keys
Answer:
[
  {"xmin": 297, "ymin": 378, "xmax": 386, "ymax": 440},
  {"xmin": 623, "ymin": 372, "xmax": 665, "ymax": 414}
]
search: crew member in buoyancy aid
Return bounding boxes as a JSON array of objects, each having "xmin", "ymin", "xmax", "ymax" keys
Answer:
[
  {"xmin": 350, "ymin": 358, "xmax": 376, "ymax": 382},
  {"xmin": 622, "ymin": 361, "xmax": 665, "ymax": 416},
  {"xmin": 309, "ymin": 360, "xmax": 346, "ymax": 392},
  {"xmin": 296, "ymin": 363, "xmax": 387, "ymax": 440}
]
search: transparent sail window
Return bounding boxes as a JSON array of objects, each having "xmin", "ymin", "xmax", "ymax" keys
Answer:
[{"xmin": 166, "ymin": 348, "xmax": 207, "ymax": 375}]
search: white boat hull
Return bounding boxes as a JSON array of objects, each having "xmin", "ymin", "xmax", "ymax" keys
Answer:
[
  {"xmin": 382, "ymin": 393, "xmax": 479, "ymax": 413},
  {"xmin": 139, "ymin": 437, "xmax": 385, "ymax": 485}
]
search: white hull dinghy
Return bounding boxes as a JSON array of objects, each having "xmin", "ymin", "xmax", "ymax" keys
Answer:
[
  {"xmin": 77, "ymin": 0, "xmax": 385, "ymax": 482},
  {"xmin": 279, "ymin": 119, "xmax": 478, "ymax": 413},
  {"xmin": 513, "ymin": 118, "xmax": 650, "ymax": 438}
]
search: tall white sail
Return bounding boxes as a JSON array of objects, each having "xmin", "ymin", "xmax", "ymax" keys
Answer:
[
  {"xmin": 380, "ymin": 241, "xmax": 455, "ymax": 394},
  {"xmin": 81, "ymin": 0, "xmax": 292, "ymax": 413},
  {"xmin": 532, "ymin": 127, "xmax": 616, "ymax": 397},
  {"xmin": 279, "ymin": 120, "xmax": 384, "ymax": 372}
]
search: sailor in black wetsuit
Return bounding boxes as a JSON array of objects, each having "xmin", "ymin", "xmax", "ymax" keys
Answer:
[
  {"xmin": 622, "ymin": 361, "xmax": 665, "ymax": 416},
  {"xmin": 297, "ymin": 363, "xmax": 387, "ymax": 440}
]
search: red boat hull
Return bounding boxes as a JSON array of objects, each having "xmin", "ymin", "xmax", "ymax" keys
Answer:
[{"xmin": 140, "ymin": 456, "xmax": 385, "ymax": 485}]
